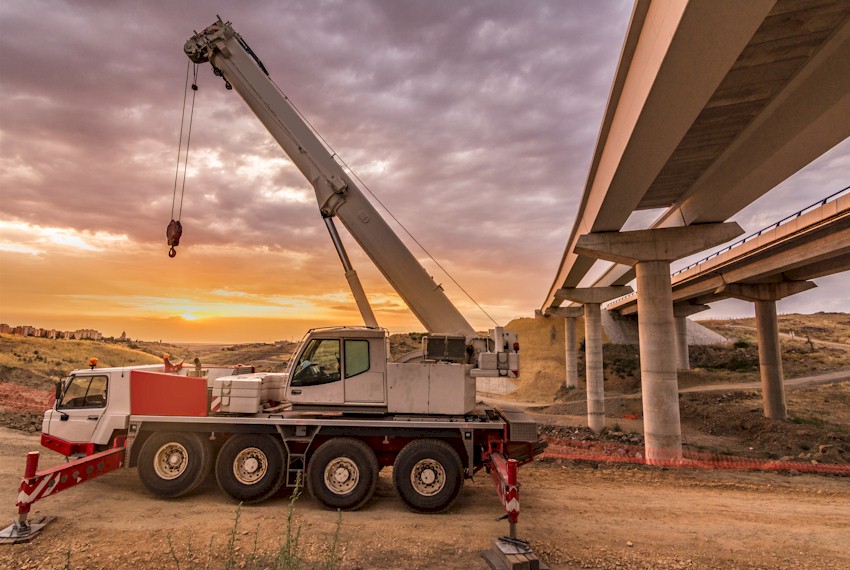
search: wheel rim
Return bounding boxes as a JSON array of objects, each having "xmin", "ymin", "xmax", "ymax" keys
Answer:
[
  {"xmin": 323, "ymin": 457, "xmax": 359, "ymax": 495},
  {"xmin": 153, "ymin": 442, "xmax": 189, "ymax": 480},
  {"xmin": 410, "ymin": 458, "xmax": 446, "ymax": 496},
  {"xmin": 232, "ymin": 447, "xmax": 268, "ymax": 485}
]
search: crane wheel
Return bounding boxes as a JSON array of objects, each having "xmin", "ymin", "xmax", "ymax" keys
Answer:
[
  {"xmin": 307, "ymin": 438, "xmax": 378, "ymax": 511},
  {"xmin": 215, "ymin": 434, "xmax": 286, "ymax": 504},
  {"xmin": 137, "ymin": 432, "xmax": 212, "ymax": 499},
  {"xmin": 393, "ymin": 439, "xmax": 463, "ymax": 513}
]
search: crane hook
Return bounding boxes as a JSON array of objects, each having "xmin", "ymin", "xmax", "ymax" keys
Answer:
[{"xmin": 166, "ymin": 219, "xmax": 183, "ymax": 258}]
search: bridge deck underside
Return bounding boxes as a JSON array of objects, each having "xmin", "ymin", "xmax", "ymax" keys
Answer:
[{"xmin": 639, "ymin": 0, "xmax": 850, "ymax": 210}]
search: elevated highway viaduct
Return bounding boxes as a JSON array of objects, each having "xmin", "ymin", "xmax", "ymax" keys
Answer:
[
  {"xmin": 608, "ymin": 189, "xmax": 850, "ymax": 419},
  {"xmin": 540, "ymin": 0, "xmax": 850, "ymax": 463}
]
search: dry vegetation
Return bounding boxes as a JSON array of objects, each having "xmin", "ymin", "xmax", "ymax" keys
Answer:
[
  {"xmin": 708, "ymin": 311, "xmax": 850, "ymax": 345},
  {"xmin": 0, "ymin": 335, "xmax": 162, "ymax": 388},
  {"xmin": 1, "ymin": 316, "xmax": 850, "ymax": 568}
]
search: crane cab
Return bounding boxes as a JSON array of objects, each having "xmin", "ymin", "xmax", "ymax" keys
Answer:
[
  {"xmin": 285, "ymin": 327, "xmax": 388, "ymax": 410},
  {"xmin": 284, "ymin": 327, "xmax": 477, "ymax": 416}
]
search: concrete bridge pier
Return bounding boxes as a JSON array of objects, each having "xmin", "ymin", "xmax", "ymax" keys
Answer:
[
  {"xmin": 673, "ymin": 303, "xmax": 710, "ymax": 370},
  {"xmin": 575, "ymin": 222, "xmax": 743, "ymax": 464},
  {"xmin": 721, "ymin": 281, "xmax": 816, "ymax": 420},
  {"xmin": 547, "ymin": 306, "xmax": 584, "ymax": 389},
  {"xmin": 554, "ymin": 289, "xmax": 631, "ymax": 432}
]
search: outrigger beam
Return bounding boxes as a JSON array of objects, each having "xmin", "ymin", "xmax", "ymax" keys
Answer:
[{"xmin": 1, "ymin": 438, "xmax": 126, "ymax": 544}]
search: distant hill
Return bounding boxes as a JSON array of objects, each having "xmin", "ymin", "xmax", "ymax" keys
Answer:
[
  {"xmin": 703, "ymin": 312, "xmax": 850, "ymax": 345},
  {"xmin": 3, "ymin": 312, "xmax": 846, "ymax": 397},
  {"xmin": 0, "ymin": 334, "xmax": 162, "ymax": 389}
]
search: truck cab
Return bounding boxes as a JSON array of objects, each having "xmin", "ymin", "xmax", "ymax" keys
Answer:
[
  {"xmin": 42, "ymin": 364, "xmax": 160, "ymax": 456},
  {"xmin": 42, "ymin": 362, "xmax": 253, "ymax": 458}
]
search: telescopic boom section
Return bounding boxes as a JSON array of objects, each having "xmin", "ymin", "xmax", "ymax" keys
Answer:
[{"xmin": 185, "ymin": 19, "xmax": 475, "ymax": 338}]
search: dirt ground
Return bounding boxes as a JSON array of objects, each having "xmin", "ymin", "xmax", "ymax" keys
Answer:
[
  {"xmin": 1, "ymin": 427, "xmax": 849, "ymax": 570},
  {"xmin": 2, "ymin": 319, "xmax": 850, "ymax": 568}
]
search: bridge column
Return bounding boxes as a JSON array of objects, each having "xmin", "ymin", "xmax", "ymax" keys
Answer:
[
  {"xmin": 576, "ymin": 222, "xmax": 743, "ymax": 463},
  {"xmin": 673, "ymin": 304, "xmax": 710, "ymax": 370},
  {"xmin": 720, "ymin": 281, "xmax": 816, "ymax": 420},
  {"xmin": 546, "ymin": 306, "xmax": 584, "ymax": 389},
  {"xmin": 565, "ymin": 316, "xmax": 578, "ymax": 389},
  {"xmin": 555, "ymin": 288, "xmax": 631, "ymax": 433}
]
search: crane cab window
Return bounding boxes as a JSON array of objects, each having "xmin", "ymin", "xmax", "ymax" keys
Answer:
[
  {"xmin": 344, "ymin": 340, "xmax": 370, "ymax": 378},
  {"xmin": 292, "ymin": 339, "xmax": 341, "ymax": 386},
  {"xmin": 58, "ymin": 375, "xmax": 108, "ymax": 409}
]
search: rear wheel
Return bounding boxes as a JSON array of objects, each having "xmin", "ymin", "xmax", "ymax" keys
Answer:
[
  {"xmin": 307, "ymin": 438, "xmax": 378, "ymax": 511},
  {"xmin": 138, "ymin": 432, "xmax": 211, "ymax": 499},
  {"xmin": 393, "ymin": 439, "xmax": 463, "ymax": 513},
  {"xmin": 215, "ymin": 434, "xmax": 286, "ymax": 504}
]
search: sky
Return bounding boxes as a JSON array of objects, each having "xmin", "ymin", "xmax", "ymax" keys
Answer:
[{"xmin": 0, "ymin": 1, "xmax": 847, "ymax": 343}]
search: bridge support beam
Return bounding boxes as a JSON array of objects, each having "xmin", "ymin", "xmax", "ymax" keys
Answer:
[
  {"xmin": 554, "ymin": 289, "xmax": 631, "ymax": 432},
  {"xmin": 673, "ymin": 304, "xmax": 710, "ymax": 370},
  {"xmin": 719, "ymin": 281, "xmax": 816, "ymax": 420},
  {"xmin": 576, "ymin": 222, "xmax": 743, "ymax": 463},
  {"xmin": 547, "ymin": 307, "xmax": 584, "ymax": 389}
]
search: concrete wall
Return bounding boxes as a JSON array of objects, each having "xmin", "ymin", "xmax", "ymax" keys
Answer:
[{"xmin": 601, "ymin": 309, "xmax": 726, "ymax": 346}]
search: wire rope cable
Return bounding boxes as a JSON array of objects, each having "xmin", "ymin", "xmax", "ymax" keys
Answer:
[
  {"xmin": 266, "ymin": 76, "xmax": 499, "ymax": 326},
  {"xmin": 167, "ymin": 63, "xmax": 199, "ymax": 257},
  {"xmin": 170, "ymin": 60, "xmax": 192, "ymax": 220},
  {"xmin": 176, "ymin": 64, "xmax": 200, "ymax": 221}
]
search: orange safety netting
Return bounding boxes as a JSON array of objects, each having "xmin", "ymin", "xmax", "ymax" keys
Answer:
[
  {"xmin": 540, "ymin": 436, "xmax": 850, "ymax": 475},
  {"xmin": 0, "ymin": 385, "xmax": 52, "ymax": 414}
]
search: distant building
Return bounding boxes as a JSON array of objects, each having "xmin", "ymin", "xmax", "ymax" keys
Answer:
[
  {"xmin": 75, "ymin": 329, "xmax": 102, "ymax": 341},
  {"xmin": 2, "ymin": 323, "xmax": 104, "ymax": 341}
]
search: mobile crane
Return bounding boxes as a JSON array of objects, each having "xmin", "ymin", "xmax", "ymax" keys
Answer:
[{"xmin": 5, "ymin": 19, "xmax": 545, "ymax": 565}]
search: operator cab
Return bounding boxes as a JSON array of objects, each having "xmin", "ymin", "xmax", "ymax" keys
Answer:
[{"xmin": 286, "ymin": 327, "xmax": 387, "ymax": 409}]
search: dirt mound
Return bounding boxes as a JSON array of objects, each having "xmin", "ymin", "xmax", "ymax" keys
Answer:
[
  {"xmin": 506, "ymin": 317, "xmax": 584, "ymax": 401},
  {"xmin": 0, "ymin": 382, "xmax": 51, "ymax": 431},
  {"xmin": 0, "ymin": 364, "xmax": 50, "ymax": 389},
  {"xmin": 679, "ymin": 388, "xmax": 850, "ymax": 463}
]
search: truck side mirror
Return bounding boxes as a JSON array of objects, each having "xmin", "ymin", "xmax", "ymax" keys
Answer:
[{"xmin": 54, "ymin": 380, "xmax": 63, "ymax": 404}]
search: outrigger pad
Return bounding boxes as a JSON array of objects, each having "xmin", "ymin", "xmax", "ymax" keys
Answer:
[
  {"xmin": 0, "ymin": 516, "xmax": 56, "ymax": 545},
  {"xmin": 482, "ymin": 537, "xmax": 549, "ymax": 570}
]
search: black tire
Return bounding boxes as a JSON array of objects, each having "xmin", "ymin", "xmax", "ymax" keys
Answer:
[
  {"xmin": 137, "ymin": 432, "xmax": 211, "ymax": 499},
  {"xmin": 187, "ymin": 436, "xmax": 214, "ymax": 494},
  {"xmin": 307, "ymin": 438, "xmax": 378, "ymax": 511},
  {"xmin": 215, "ymin": 434, "xmax": 286, "ymax": 504},
  {"xmin": 393, "ymin": 439, "xmax": 463, "ymax": 513}
]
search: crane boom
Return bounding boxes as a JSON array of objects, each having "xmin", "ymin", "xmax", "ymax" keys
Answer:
[{"xmin": 185, "ymin": 19, "xmax": 475, "ymax": 338}]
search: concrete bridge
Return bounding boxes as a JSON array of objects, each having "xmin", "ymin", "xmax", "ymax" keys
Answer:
[
  {"xmin": 608, "ymin": 188, "xmax": 850, "ymax": 419},
  {"xmin": 540, "ymin": 0, "xmax": 850, "ymax": 463}
]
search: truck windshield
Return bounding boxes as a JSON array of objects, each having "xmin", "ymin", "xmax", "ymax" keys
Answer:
[{"xmin": 58, "ymin": 375, "xmax": 108, "ymax": 409}]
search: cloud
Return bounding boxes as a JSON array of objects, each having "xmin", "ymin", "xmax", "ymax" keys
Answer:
[{"xmin": 1, "ymin": 1, "xmax": 846, "ymax": 341}]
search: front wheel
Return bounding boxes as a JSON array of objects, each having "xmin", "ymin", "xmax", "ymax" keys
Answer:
[
  {"xmin": 307, "ymin": 438, "xmax": 378, "ymax": 511},
  {"xmin": 137, "ymin": 432, "xmax": 212, "ymax": 499},
  {"xmin": 393, "ymin": 439, "xmax": 463, "ymax": 513},
  {"xmin": 215, "ymin": 434, "xmax": 286, "ymax": 504}
]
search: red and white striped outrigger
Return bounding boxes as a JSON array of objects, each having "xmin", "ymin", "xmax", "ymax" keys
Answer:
[
  {"xmin": 481, "ymin": 427, "xmax": 549, "ymax": 570},
  {"xmin": 2, "ymin": 437, "xmax": 127, "ymax": 543}
]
